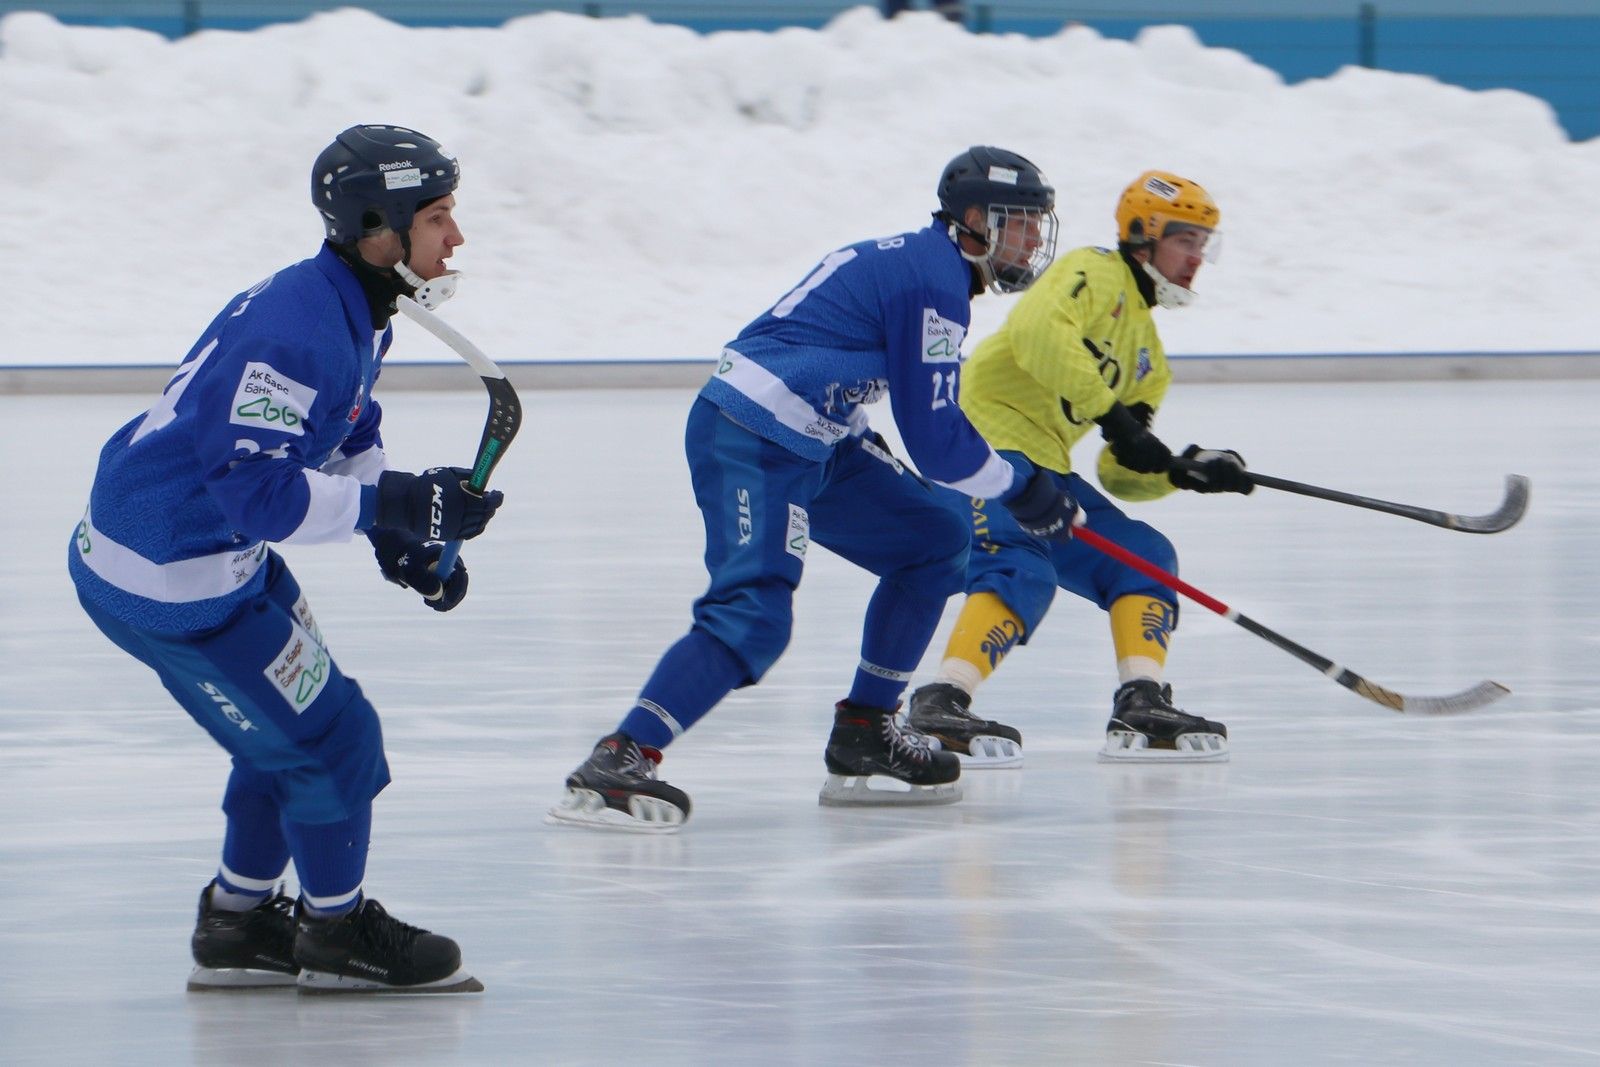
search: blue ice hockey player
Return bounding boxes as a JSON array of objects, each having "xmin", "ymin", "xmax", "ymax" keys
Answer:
[
  {"xmin": 549, "ymin": 146, "xmax": 1080, "ymax": 833},
  {"xmin": 68, "ymin": 125, "xmax": 503, "ymax": 994}
]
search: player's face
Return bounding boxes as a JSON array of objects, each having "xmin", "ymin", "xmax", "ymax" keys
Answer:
[
  {"xmin": 991, "ymin": 210, "xmax": 1046, "ymax": 272},
  {"xmin": 405, "ymin": 195, "xmax": 464, "ymax": 281},
  {"xmin": 1152, "ymin": 226, "xmax": 1211, "ymax": 290},
  {"xmin": 986, "ymin": 205, "xmax": 1058, "ymax": 292}
]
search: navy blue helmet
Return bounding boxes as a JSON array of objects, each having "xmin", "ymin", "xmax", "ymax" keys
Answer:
[
  {"xmin": 937, "ymin": 145, "xmax": 1054, "ymax": 222},
  {"xmin": 312, "ymin": 125, "xmax": 459, "ymax": 244},
  {"xmin": 936, "ymin": 146, "xmax": 1058, "ymax": 294}
]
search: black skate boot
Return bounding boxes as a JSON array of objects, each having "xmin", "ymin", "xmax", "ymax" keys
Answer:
[
  {"xmin": 819, "ymin": 700, "xmax": 962, "ymax": 806},
  {"xmin": 293, "ymin": 897, "xmax": 484, "ymax": 994},
  {"xmin": 546, "ymin": 732, "xmax": 691, "ymax": 833},
  {"xmin": 188, "ymin": 883, "xmax": 299, "ymax": 991},
  {"xmin": 1099, "ymin": 679, "xmax": 1229, "ymax": 763},
  {"xmin": 907, "ymin": 682, "xmax": 1023, "ymax": 767}
]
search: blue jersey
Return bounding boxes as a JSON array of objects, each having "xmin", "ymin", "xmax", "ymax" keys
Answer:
[
  {"xmin": 70, "ymin": 245, "xmax": 390, "ymax": 634},
  {"xmin": 699, "ymin": 224, "xmax": 1016, "ymax": 498}
]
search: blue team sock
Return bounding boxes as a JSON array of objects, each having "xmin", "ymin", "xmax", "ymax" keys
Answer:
[
  {"xmin": 285, "ymin": 806, "xmax": 371, "ymax": 917},
  {"xmin": 217, "ymin": 771, "xmax": 291, "ymax": 910},
  {"xmin": 847, "ymin": 578, "xmax": 945, "ymax": 710},
  {"xmin": 619, "ymin": 628, "xmax": 748, "ymax": 750}
]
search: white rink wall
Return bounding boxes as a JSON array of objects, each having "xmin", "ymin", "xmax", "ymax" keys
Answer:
[{"xmin": 4, "ymin": 5, "xmax": 1599, "ymax": 371}]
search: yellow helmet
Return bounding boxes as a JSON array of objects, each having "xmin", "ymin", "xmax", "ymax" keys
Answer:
[{"xmin": 1115, "ymin": 171, "xmax": 1219, "ymax": 247}]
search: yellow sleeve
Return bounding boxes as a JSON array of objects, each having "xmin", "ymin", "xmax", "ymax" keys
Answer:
[
  {"xmin": 1096, "ymin": 444, "xmax": 1178, "ymax": 502},
  {"xmin": 1094, "ymin": 374, "xmax": 1176, "ymax": 502}
]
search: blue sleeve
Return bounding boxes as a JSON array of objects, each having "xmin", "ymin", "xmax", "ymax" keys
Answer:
[
  {"xmin": 341, "ymin": 396, "xmax": 384, "ymax": 458},
  {"xmin": 338, "ymin": 326, "xmax": 388, "ymax": 460},
  {"xmin": 191, "ymin": 336, "xmax": 349, "ymax": 543},
  {"xmin": 880, "ymin": 284, "xmax": 1017, "ymax": 498}
]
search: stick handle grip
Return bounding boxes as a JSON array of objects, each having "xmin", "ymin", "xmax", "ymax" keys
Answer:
[
  {"xmin": 431, "ymin": 476, "xmax": 482, "ymax": 584},
  {"xmin": 434, "ymin": 542, "xmax": 463, "ymax": 582}
]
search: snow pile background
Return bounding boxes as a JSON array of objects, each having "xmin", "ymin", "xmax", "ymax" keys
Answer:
[{"xmin": 3, "ymin": 5, "xmax": 1596, "ymax": 367}]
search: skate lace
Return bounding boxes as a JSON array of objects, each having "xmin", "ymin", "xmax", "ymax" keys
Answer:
[
  {"xmin": 883, "ymin": 715, "xmax": 935, "ymax": 765},
  {"xmin": 616, "ymin": 740, "xmax": 659, "ymax": 782},
  {"xmin": 358, "ymin": 901, "xmax": 426, "ymax": 955},
  {"xmin": 255, "ymin": 892, "xmax": 295, "ymax": 925}
]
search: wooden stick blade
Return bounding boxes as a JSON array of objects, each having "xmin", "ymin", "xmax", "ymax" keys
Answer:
[{"xmin": 1348, "ymin": 676, "xmax": 1511, "ymax": 715}]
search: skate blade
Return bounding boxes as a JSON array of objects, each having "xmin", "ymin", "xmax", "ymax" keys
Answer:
[
  {"xmin": 186, "ymin": 965, "xmax": 298, "ymax": 992},
  {"xmin": 545, "ymin": 787, "xmax": 687, "ymax": 834},
  {"xmin": 952, "ymin": 734, "xmax": 1023, "ymax": 769},
  {"xmin": 1097, "ymin": 729, "xmax": 1230, "ymax": 764},
  {"xmin": 296, "ymin": 967, "xmax": 485, "ymax": 995},
  {"xmin": 818, "ymin": 773, "xmax": 963, "ymax": 807}
]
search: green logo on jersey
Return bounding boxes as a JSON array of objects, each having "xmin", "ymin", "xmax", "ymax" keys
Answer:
[
  {"xmin": 235, "ymin": 396, "xmax": 302, "ymax": 428},
  {"xmin": 925, "ymin": 338, "xmax": 957, "ymax": 361},
  {"xmin": 75, "ymin": 519, "xmax": 91, "ymax": 554}
]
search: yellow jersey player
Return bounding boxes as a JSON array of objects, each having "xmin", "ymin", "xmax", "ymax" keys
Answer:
[{"xmin": 907, "ymin": 171, "xmax": 1253, "ymax": 765}]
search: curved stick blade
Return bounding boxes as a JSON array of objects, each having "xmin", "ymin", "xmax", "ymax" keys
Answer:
[
  {"xmin": 1349, "ymin": 676, "xmax": 1510, "ymax": 715},
  {"xmin": 1450, "ymin": 475, "xmax": 1530, "ymax": 534}
]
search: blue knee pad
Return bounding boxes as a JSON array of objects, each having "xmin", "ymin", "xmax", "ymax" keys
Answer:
[
  {"xmin": 889, "ymin": 497, "xmax": 970, "ymax": 600},
  {"xmin": 694, "ymin": 579, "xmax": 795, "ymax": 683},
  {"xmin": 949, "ymin": 487, "xmax": 1059, "ymax": 637},
  {"xmin": 1056, "ymin": 512, "xmax": 1179, "ymax": 613}
]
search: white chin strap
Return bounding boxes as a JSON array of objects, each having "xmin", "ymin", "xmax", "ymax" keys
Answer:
[
  {"xmin": 396, "ymin": 261, "xmax": 460, "ymax": 310},
  {"xmin": 1142, "ymin": 261, "xmax": 1196, "ymax": 309}
]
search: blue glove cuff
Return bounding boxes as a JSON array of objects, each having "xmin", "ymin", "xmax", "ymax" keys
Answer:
[{"xmin": 356, "ymin": 482, "xmax": 379, "ymax": 531}]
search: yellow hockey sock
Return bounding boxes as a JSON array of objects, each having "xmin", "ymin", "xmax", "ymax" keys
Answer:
[
  {"xmin": 1110, "ymin": 594, "xmax": 1177, "ymax": 684},
  {"xmin": 937, "ymin": 591, "xmax": 1026, "ymax": 692}
]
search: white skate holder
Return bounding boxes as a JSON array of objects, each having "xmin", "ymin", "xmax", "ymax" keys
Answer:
[
  {"xmin": 1098, "ymin": 728, "xmax": 1230, "ymax": 764},
  {"xmin": 954, "ymin": 733, "xmax": 1023, "ymax": 769},
  {"xmin": 818, "ymin": 773, "xmax": 963, "ymax": 807},
  {"xmin": 546, "ymin": 787, "xmax": 688, "ymax": 834}
]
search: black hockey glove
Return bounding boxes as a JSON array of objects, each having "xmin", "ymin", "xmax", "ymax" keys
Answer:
[
  {"xmin": 1169, "ymin": 445, "xmax": 1254, "ymax": 495},
  {"xmin": 1002, "ymin": 467, "xmax": 1082, "ymax": 543},
  {"xmin": 368, "ymin": 529, "xmax": 470, "ymax": 612},
  {"xmin": 1096, "ymin": 401, "xmax": 1174, "ymax": 475},
  {"xmin": 373, "ymin": 466, "xmax": 503, "ymax": 542}
]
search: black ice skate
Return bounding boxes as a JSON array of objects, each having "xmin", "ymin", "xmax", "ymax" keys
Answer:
[
  {"xmin": 187, "ymin": 883, "xmax": 299, "ymax": 991},
  {"xmin": 819, "ymin": 700, "xmax": 962, "ymax": 806},
  {"xmin": 1099, "ymin": 679, "xmax": 1229, "ymax": 763},
  {"xmin": 907, "ymin": 682, "xmax": 1024, "ymax": 768},
  {"xmin": 293, "ymin": 897, "xmax": 484, "ymax": 994},
  {"xmin": 546, "ymin": 732, "xmax": 691, "ymax": 833}
]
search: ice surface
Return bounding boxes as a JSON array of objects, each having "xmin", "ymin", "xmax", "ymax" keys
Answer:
[{"xmin": 5, "ymin": 381, "xmax": 1598, "ymax": 1064}]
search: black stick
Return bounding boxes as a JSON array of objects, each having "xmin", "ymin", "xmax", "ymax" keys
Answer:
[
  {"xmin": 1248, "ymin": 471, "xmax": 1530, "ymax": 534},
  {"xmin": 395, "ymin": 297, "xmax": 522, "ymax": 580},
  {"xmin": 1072, "ymin": 525, "xmax": 1509, "ymax": 715}
]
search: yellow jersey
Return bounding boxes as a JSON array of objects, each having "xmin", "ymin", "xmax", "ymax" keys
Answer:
[{"xmin": 959, "ymin": 245, "xmax": 1177, "ymax": 502}]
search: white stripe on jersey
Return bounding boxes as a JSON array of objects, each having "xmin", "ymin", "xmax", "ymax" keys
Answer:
[
  {"xmin": 714, "ymin": 348, "xmax": 851, "ymax": 448},
  {"xmin": 277, "ymin": 469, "xmax": 364, "ymax": 546},
  {"xmin": 935, "ymin": 449, "xmax": 1017, "ymax": 500},
  {"xmin": 320, "ymin": 444, "xmax": 387, "ymax": 486},
  {"xmin": 74, "ymin": 507, "xmax": 267, "ymax": 604}
]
